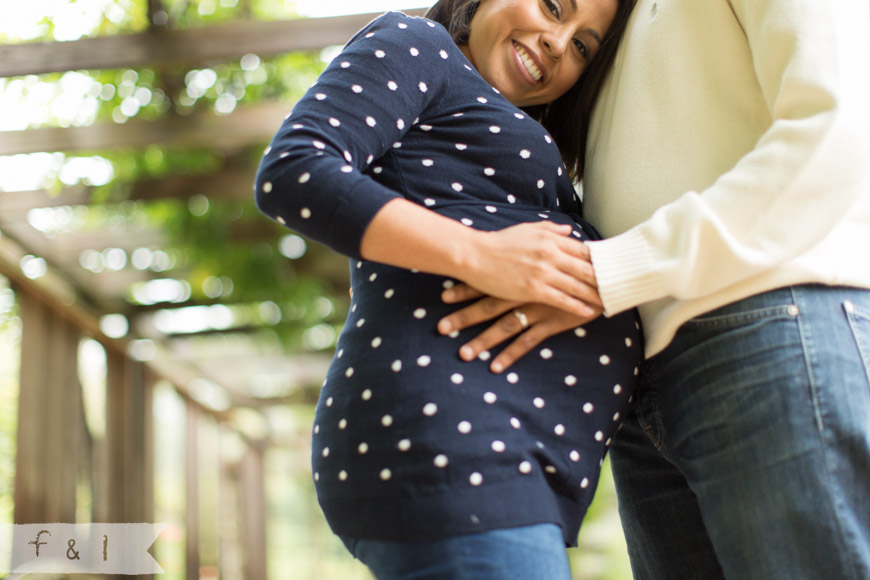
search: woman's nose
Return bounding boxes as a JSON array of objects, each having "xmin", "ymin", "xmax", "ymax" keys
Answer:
[{"xmin": 541, "ymin": 30, "xmax": 568, "ymax": 59}]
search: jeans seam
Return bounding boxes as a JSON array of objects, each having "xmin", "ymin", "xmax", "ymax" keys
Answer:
[{"xmin": 791, "ymin": 286, "xmax": 825, "ymax": 432}]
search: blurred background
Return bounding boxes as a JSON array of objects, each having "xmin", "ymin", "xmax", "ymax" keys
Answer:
[{"xmin": 0, "ymin": 1, "xmax": 632, "ymax": 578}]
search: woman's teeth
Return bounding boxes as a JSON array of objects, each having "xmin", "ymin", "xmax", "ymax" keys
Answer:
[{"xmin": 514, "ymin": 42, "xmax": 542, "ymax": 81}]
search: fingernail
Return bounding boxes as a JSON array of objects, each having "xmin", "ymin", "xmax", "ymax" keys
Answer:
[
  {"xmin": 442, "ymin": 289, "xmax": 454, "ymax": 301},
  {"xmin": 438, "ymin": 319, "xmax": 453, "ymax": 334},
  {"xmin": 460, "ymin": 346, "xmax": 474, "ymax": 360},
  {"xmin": 491, "ymin": 361, "xmax": 503, "ymax": 373}
]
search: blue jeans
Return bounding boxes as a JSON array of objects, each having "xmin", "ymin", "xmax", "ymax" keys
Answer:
[
  {"xmin": 610, "ymin": 285, "xmax": 870, "ymax": 580},
  {"xmin": 340, "ymin": 523, "xmax": 571, "ymax": 580}
]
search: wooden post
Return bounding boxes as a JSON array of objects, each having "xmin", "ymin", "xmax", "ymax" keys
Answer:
[
  {"xmin": 14, "ymin": 290, "xmax": 84, "ymax": 524},
  {"xmin": 238, "ymin": 444, "xmax": 267, "ymax": 580},
  {"xmin": 185, "ymin": 403, "xmax": 201, "ymax": 580}
]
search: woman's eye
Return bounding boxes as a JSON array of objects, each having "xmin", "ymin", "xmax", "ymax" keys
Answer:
[
  {"xmin": 573, "ymin": 38, "xmax": 589, "ymax": 58},
  {"xmin": 543, "ymin": 0, "xmax": 560, "ymax": 18}
]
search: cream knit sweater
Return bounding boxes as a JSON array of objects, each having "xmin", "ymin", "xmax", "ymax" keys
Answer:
[{"xmin": 584, "ymin": 0, "xmax": 870, "ymax": 356}]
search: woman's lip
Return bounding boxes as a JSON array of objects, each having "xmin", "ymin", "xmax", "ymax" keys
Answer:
[{"xmin": 512, "ymin": 40, "xmax": 545, "ymax": 84}]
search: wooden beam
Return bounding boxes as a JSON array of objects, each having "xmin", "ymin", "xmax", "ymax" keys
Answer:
[
  {"xmin": 0, "ymin": 9, "xmax": 428, "ymax": 78},
  {"xmin": 0, "ymin": 101, "xmax": 291, "ymax": 156}
]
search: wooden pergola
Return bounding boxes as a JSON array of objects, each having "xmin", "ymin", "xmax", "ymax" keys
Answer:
[{"xmin": 0, "ymin": 5, "xmax": 426, "ymax": 579}]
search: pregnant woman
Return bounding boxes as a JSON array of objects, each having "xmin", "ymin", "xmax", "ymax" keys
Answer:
[{"xmin": 255, "ymin": 1, "xmax": 640, "ymax": 578}]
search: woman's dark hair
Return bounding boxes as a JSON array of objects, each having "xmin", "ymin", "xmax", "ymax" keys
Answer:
[{"xmin": 425, "ymin": 0, "xmax": 636, "ymax": 180}]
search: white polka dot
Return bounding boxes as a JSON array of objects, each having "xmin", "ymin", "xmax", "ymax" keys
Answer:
[
  {"xmin": 340, "ymin": 165, "xmax": 353, "ymax": 173},
  {"xmin": 555, "ymin": 424, "xmax": 566, "ymax": 436},
  {"xmin": 345, "ymin": 367, "xmax": 354, "ymax": 377},
  {"xmin": 534, "ymin": 397, "xmax": 545, "ymax": 408},
  {"xmin": 314, "ymin": 472, "xmax": 319, "ymax": 481},
  {"xmin": 477, "ymin": 97, "xmax": 488, "ymax": 104},
  {"xmin": 434, "ymin": 454, "xmax": 449, "ymax": 468},
  {"xmin": 458, "ymin": 421, "xmax": 472, "ymax": 434},
  {"xmin": 355, "ymin": 318, "xmax": 365, "ymax": 328},
  {"xmin": 594, "ymin": 431, "xmax": 604, "ymax": 441},
  {"xmin": 564, "ymin": 375, "xmax": 577, "ymax": 386},
  {"xmin": 613, "ymin": 384, "xmax": 623, "ymax": 395},
  {"xmin": 397, "ymin": 118, "xmax": 405, "ymax": 130},
  {"xmin": 483, "ymin": 392, "xmax": 497, "ymax": 404},
  {"xmin": 279, "ymin": 151, "xmax": 290, "ymax": 158},
  {"xmin": 600, "ymin": 355, "xmax": 611, "ymax": 365},
  {"xmin": 262, "ymin": 181, "xmax": 272, "ymax": 193},
  {"xmin": 489, "ymin": 126, "xmax": 501, "ymax": 133},
  {"xmin": 313, "ymin": 140, "xmax": 326, "ymax": 149},
  {"xmin": 439, "ymin": 49, "xmax": 449, "ymax": 59},
  {"xmin": 276, "ymin": 215, "xmax": 286, "ymax": 225},
  {"xmin": 366, "ymin": 116, "xmax": 377, "ymax": 127},
  {"xmin": 485, "ymin": 205, "xmax": 497, "ymax": 213},
  {"xmin": 375, "ymin": 49, "xmax": 386, "ymax": 58},
  {"xmin": 469, "ymin": 472, "xmax": 483, "ymax": 486},
  {"xmin": 519, "ymin": 461, "xmax": 532, "ymax": 474},
  {"xmin": 581, "ymin": 478, "xmax": 590, "ymax": 488},
  {"xmin": 298, "ymin": 172, "xmax": 310, "ymax": 183},
  {"xmin": 451, "ymin": 373, "xmax": 464, "ymax": 384},
  {"xmin": 365, "ymin": 32, "xmax": 374, "ymax": 38},
  {"xmin": 537, "ymin": 179, "xmax": 545, "ymax": 189},
  {"xmin": 558, "ymin": 167, "xmax": 564, "ymax": 176},
  {"xmin": 387, "ymin": 80, "xmax": 398, "ymax": 91},
  {"xmin": 398, "ymin": 22, "xmax": 408, "ymax": 29},
  {"xmin": 511, "ymin": 417, "xmax": 521, "ymax": 429},
  {"xmin": 315, "ymin": 92, "xmax": 326, "ymax": 100},
  {"xmin": 398, "ymin": 439, "xmax": 412, "ymax": 451},
  {"xmin": 461, "ymin": 218, "xmax": 474, "ymax": 226},
  {"xmin": 338, "ymin": 418, "xmax": 347, "ymax": 429},
  {"xmin": 419, "ymin": 82, "xmax": 428, "ymax": 92},
  {"xmin": 506, "ymin": 372, "xmax": 519, "ymax": 384},
  {"xmin": 340, "ymin": 61, "xmax": 351, "ymax": 68},
  {"xmin": 455, "ymin": 143, "xmax": 467, "ymax": 150},
  {"xmin": 339, "ymin": 470, "xmax": 347, "ymax": 481},
  {"xmin": 358, "ymin": 442, "xmax": 369, "ymax": 454},
  {"xmin": 613, "ymin": 412, "xmax": 621, "ymax": 421},
  {"xmin": 422, "ymin": 159, "xmax": 434, "ymax": 167},
  {"xmin": 382, "ymin": 415, "xmax": 394, "ymax": 427},
  {"xmin": 410, "ymin": 47, "xmax": 419, "ymax": 56},
  {"xmin": 491, "ymin": 440, "xmax": 506, "ymax": 452},
  {"xmin": 326, "ymin": 396, "xmax": 333, "ymax": 407},
  {"xmin": 424, "ymin": 197, "xmax": 436, "ymax": 205},
  {"xmin": 520, "ymin": 149, "xmax": 531, "ymax": 159},
  {"xmin": 507, "ymin": 194, "xmax": 516, "ymax": 203},
  {"xmin": 329, "ymin": 118, "xmax": 340, "ymax": 128},
  {"xmin": 540, "ymin": 348, "xmax": 553, "ymax": 359},
  {"xmin": 313, "ymin": 424, "xmax": 320, "ymax": 434},
  {"xmin": 361, "ymin": 389, "xmax": 372, "ymax": 401},
  {"xmin": 380, "ymin": 468, "xmax": 392, "ymax": 480},
  {"xmin": 514, "ymin": 113, "xmax": 525, "ymax": 119},
  {"xmin": 545, "ymin": 135, "xmax": 553, "ymax": 144},
  {"xmin": 546, "ymin": 465, "xmax": 557, "ymax": 474},
  {"xmin": 420, "ymin": 124, "xmax": 433, "ymax": 131},
  {"xmin": 575, "ymin": 327, "xmax": 587, "ymax": 338},
  {"xmin": 417, "ymin": 355, "xmax": 431, "ymax": 367},
  {"xmin": 626, "ymin": 338, "xmax": 633, "ymax": 347},
  {"xmin": 423, "ymin": 402, "xmax": 438, "ymax": 416},
  {"xmin": 570, "ymin": 450, "xmax": 581, "ymax": 462},
  {"xmin": 352, "ymin": 85, "xmax": 363, "ymax": 93},
  {"xmin": 322, "ymin": 447, "xmax": 330, "ymax": 457},
  {"xmin": 583, "ymin": 403, "xmax": 594, "ymax": 414},
  {"xmin": 449, "ymin": 330, "xmax": 460, "ymax": 339},
  {"xmin": 373, "ymin": 167, "xmax": 383, "ymax": 174},
  {"xmin": 391, "ymin": 360, "xmax": 402, "ymax": 372},
  {"xmin": 413, "ymin": 308, "xmax": 427, "ymax": 319},
  {"xmin": 371, "ymin": 337, "xmax": 382, "ymax": 348},
  {"xmin": 300, "ymin": 207, "xmax": 312, "ymax": 219},
  {"xmin": 478, "ymin": 350, "xmax": 491, "ymax": 361},
  {"xmin": 484, "ymin": 167, "xmax": 495, "ymax": 176},
  {"xmin": 452, "ymin": 182, "xmax": 463, "ymax": 192},
  {"xmin": 385, "ymin": 289, "xmax": 395, "ymax": 298}
]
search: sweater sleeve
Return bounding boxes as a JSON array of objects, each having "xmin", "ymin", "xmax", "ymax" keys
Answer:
[
  {"xmin": 587, "ymin": 0, "xmax": 870, "ymax": 315},
  {"xmin": 254, "ymin": 12, "xmax": 451, "ymax": 259}
]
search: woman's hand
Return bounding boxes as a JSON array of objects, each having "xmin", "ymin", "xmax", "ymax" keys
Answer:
[
  {"xmin": 457, "ymin": 221, "xmax": 602, "ymax": 317},
  {"xmin": 437, "ymin": 286, "xmax": 603, "ymax": 373}
]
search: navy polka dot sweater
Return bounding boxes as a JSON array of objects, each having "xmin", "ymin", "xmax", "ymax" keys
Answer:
[{"xmin": 255, "ymin": 11, "xmax": 641, "ymax": 546}]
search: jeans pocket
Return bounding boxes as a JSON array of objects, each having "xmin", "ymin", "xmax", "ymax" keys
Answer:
[{"xmin": 844, "ymin": 300, "xmax": 870, "ymax": 388}]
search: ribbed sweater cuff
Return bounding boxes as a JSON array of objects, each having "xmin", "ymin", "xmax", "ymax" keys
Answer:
[{"xmin": 587, "ymin": 229, "xmax": 664, "ymax": 316}]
